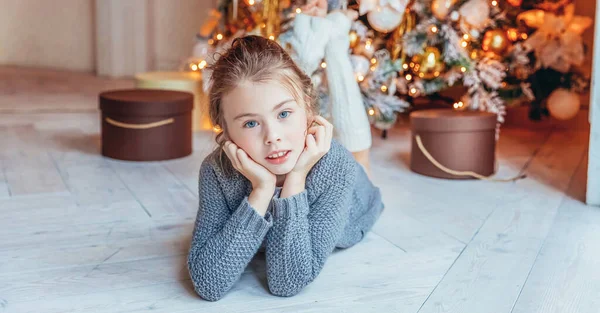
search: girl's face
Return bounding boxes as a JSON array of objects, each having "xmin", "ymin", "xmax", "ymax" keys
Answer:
[{"xmin": 221, "ymin": 81, "xmax": 310, "ymax": 176}]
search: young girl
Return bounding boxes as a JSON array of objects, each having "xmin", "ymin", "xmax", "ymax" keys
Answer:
[{"xmin": 187, "ymin": 35, "xmax": 384, "ymax": 301}]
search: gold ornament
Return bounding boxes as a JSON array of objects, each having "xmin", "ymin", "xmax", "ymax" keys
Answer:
[
  {"xmin": 431, "ymin": 0, "xmax": 457, "ymax": 20},
  {"xmin": 482, "ymin": 29, "xmax": 510, "ymax": 55},
  {"xmin": 507, "ymin": 0, "xmax": 522, "ymax": 6},
  {"xmin": 547, "ymin": 89, "xmax": 581, "ymax": 120},
  {"xmin": 387, "ymin": 9, "xmax": 416, "ymax": 61},
  {"xmin": 349, "ymin": 30, "xmax": 359, "ymax": 49},
  {"xmin": 261, "ymin": 0, "xmax": 280, "ymax": 39},
  {"xmin": 506, "ymin": 28, "xmax": 519, "ymax": 42},
  {"xmin": 411, "ymin": 46, "xmax": 445, "ymax": 79}
]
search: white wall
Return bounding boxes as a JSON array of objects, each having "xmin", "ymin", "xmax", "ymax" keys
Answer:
[
  {"xmin": 0, "ymin": 0, "xmax": 216, "ymax": 74},
  {"xmin": 0, "ymin": 0, "xmax": 95, "ymax": 72},
  {"xmin": 152, "ymin": 0, "xmax": 216, "ymax": 71}
]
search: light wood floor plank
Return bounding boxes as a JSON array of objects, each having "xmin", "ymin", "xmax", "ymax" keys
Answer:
[
  {"xmin": 106, "ymin": 160, "xmax": 198, "ymax": 219},
  {"xmin": 511, "ymin": 152, "xmax": 600, "ymax": 313},
  {"xmin": 0, "ymin": 126, "xmax": 69, "ymax": 196},
  {"xmin": 415, "ymin": 131, "xmax": 589, "ymax": 313},
  {"xmin": 3, "ymin": 234, "xmax": 453, "ymax": 313},
  {"xmin": 0, "ymin": 220, "xmax": 192, "ymax": 274}
]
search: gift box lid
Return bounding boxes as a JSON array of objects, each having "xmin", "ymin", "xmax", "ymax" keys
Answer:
[
  {"xmin": 410, "ymin": 109, "xmax": 497, "ymax": 132},
  {"xmin": 99, "ymin": 89, "xmax": 193, "ymax": 117}
]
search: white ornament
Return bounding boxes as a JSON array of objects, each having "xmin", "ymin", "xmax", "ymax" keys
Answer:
[
  {"xmin": 470, "ymin": 29, "xmax": 480, "ymax": 39},
  {"xmin": 450, "ymin": 11, "xmax": 460, "ymax": 21},
  {"xmin": 350, "ymin": 55, "xmax": 371, "ymax": 77},
  {"xmin": 359, "ymin": 0, "xmax": 408, "ymax": 15},
  {"xmin": 459, "ymin": 0, "xmax": 490, "ymax": 30},
  {"xmin": 367, "ymin": 5, "xmax": 404, "ymax": 33},
  {"xmin": 547, "ymin": 88, "xmax": 580, "ymax": 120}
]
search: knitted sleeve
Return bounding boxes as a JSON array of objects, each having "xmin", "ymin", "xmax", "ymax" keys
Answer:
[
  {"xmin": 324, "ymin": 12, "xmax": 372, "ymax": 152},
  {"xmin": 264, "ymin": 150, "xmax": 357, "ymax": 297},
  {"xmin": 187, "ymin": 160, "xmax": 273, "ymax": 301}
]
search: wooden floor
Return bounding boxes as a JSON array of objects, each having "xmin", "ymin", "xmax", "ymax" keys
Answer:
[{"xmin": 1, "ymin": 66, "xmax": 599, "ymax": 312}]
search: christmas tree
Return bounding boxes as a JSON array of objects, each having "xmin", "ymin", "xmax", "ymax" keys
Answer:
[{"xmin": 182, "ymin": 0, "xmax": 591, "ymax": 132}]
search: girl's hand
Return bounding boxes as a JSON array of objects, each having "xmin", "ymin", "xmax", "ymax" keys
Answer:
[
  {"xmin": 291, "ymin": 116, "xmax": 333, "ymax": 177},
  {"xmin": 223, "ymin": 141, "xmax": 276, "ymax": 191}
]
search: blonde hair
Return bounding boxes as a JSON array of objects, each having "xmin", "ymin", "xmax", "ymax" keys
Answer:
[{"xmin": 207, "ymin": 35, "xmax": 318, "ymax": 174}]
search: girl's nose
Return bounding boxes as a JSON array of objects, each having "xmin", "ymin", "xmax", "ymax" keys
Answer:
[{"xmin": 264, "ymin": 124, "xmax": 282, "ymax": 145}]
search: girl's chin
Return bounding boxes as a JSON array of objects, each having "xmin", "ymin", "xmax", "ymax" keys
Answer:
[{"xmin": 265, "ymin": 165, "xmax": 294, "ymax": 176}]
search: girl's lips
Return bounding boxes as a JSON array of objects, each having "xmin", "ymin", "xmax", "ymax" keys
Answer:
[{"xmin": 265, "ymin": 150, "xmax": 291, "ymax": 165}]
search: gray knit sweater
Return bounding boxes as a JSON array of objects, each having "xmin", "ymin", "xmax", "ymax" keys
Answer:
[{"xmin": 187, "ymin": 139, "xmax": 384, "ymax": 301}]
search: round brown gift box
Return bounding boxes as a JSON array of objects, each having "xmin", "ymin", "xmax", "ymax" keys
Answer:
[
  {"xmin": 410, "ymin": 109, "xmax": 497, "ymax": 179},
  {"xmin": 99, "ymin": 89, "xmax": 193, "ymax": 161}
]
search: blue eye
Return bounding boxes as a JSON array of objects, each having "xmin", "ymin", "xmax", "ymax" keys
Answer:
[
  {"xmin": 279, "ymin": 111, "xmax": 291, "ymax": 118},
  {"xmin": 244, "ymin": 120, "xmax": 258, "ymax": 128}
]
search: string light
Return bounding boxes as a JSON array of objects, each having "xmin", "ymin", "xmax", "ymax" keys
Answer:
[
  {"xmin": 321, "ymin": 62, "xmax": 327, "ymax": 68},
  {"xmin": 453, "ymin": 101, "xmax": 464, "ymax": 109},
  {"xmin": 191, "ymin": 64, "xmax": 198, "ymax": 71},
  {"xmin": 269, "ymin": 35, "xmax": 275, "ymax": 40},
  {"xmin": 381, "ymin": 85, "xmax": 388, "ymax": 92},
  {"xmin": 296, "ymin": 8, "xmax": 301, "ymax": 13},
  {"xmin": 357, "ymin": 75, "xmax": 365, "ymax": 82},
  {"xmin": 370, "ymin": 58, "xmax": 377, "ymax": 64},
  {"xmin": 198, "ymin": 60, "xmax": 207, "ymax": 69},
  {"xmin": 249, "ymin": 0, "xmax": 255, "ymax": 5},
  {"xmin": 521, "ymin": 33, "xmax": 528, "ymax": 40},
  {"xmin": 507, "ymin": 28, "xmax": 519, "ymax": 41},
  {"xmin": 410, "ymin": 87, "xmax": 417, "ymax": 95},
  {"xmin": 405, "ymin": 74, "xmax": 412, "ymax": 80},
  {"xmin": 431, "ymin": 25, "xmax": 438, "ymax": 33},
  {"xmin": 216, "ymin": 33, "xmax": 223, "ymax": 40},
  {"xmin": 461, "ymin": 67, "xmax": 467, "ymax": 73},
  {"xmin": 368, "ymin": 108, "xmax": 375, "ymax": 116},
  {"xmin": 402, "ymin": 63, "xmax": 409, "ymax": 70},
  {"xmin": 461, "ymin": 40, "xmax": 468, "ymax": 48},
  {"xmin": 491, "ymin": 0, "xmax": 498, "ymax": 6},
  {"xmin": 434, "ymin": 71, "xmax": 440, "ymax": 77},
  {"xmin": 463, "ymin": 34, "xmax": 469, "ymax": 40}
]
